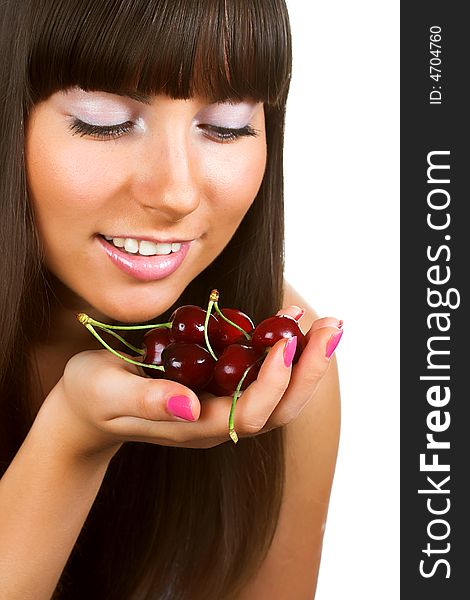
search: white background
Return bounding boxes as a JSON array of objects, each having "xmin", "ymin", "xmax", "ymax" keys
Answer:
[{"xmin": 283, "ymin": 1, "xmax": 399, "ymax": 598}]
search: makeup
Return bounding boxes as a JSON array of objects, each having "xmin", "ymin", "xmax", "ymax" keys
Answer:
[
  {"xmin": 194, "ymin": 101, "xmax": 259, "ymax": 129},
  {"xmin": 97, "ymin": 235, "xmax": 192, "ymax": 282}
]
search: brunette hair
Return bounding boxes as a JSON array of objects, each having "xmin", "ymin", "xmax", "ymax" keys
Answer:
[{"xmin": 0, "ymin": 1, "xmax": 292, "ymax": 598}]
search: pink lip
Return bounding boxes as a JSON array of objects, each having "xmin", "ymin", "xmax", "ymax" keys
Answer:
[{"xmin": 97, "ymin": 236, "xmax": 191, "ymax": 282}]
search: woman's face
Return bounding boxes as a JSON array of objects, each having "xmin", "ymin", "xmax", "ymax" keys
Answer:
[{"xmin": 25, "ymin": 87, "xmax": 267, "ymax": 322}]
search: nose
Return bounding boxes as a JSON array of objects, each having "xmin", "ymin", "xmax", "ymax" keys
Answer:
[{"xmin": 132, "ymin": 131, "xmax": 201, "ymax": 222}]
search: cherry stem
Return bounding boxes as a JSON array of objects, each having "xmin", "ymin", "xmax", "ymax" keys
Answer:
[
  {"xmin": 213, "ymin": 302, "xmax": 251, "ymax": 341},
  {"xmin": 229, "ymin": 356, "xmax": 264, "ymax": 444},
  {"xmin": 203, "ymin": 290, "xmax": 219, "ymax": 361},
  {"xmin": 81, "ymin": 322, "xmax": 165, "ymax": 372},
  {"xmin": 76, "ymin": 313, "xmax": 172, "ymax": 331},
  {"xmin": 93, "ymin": 326, "xmax": 145, "ymax": 356}
]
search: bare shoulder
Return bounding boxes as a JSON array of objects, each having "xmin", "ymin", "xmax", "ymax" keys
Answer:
[{"xmin": 237, "ymin": 280, "xmax": 341, "ymax": 598}]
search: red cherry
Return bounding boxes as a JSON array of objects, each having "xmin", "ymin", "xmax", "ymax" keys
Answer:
[
  {"xmin": 162, "ymin": 342, "xmax": 215, "ymax": 390},
  {"xmin": 213, "ymin": 308, "xmax": 255, "ymax": 352},
  {"xmin": 140, "ymin": 327, "xmax": 172, "ymax": 379},
  {"xmin": 169, "ymin": 305, "xmax": 221, "ymax": 345},
  {"xmin": 251, "ymin": 315, "xmax": 306, "ymax": 363},
  {"xmin": 142, "ymin": 327, "xmax": 171, "ymax": 366},
  {"xmin": 208, "ymin": 343, "xmax": 262, "ymax": 396}
]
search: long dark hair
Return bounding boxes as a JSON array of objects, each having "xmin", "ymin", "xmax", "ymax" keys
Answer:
[{"xmin": 0, "ymin": 1, "xmax": 292, "ymax": 598}]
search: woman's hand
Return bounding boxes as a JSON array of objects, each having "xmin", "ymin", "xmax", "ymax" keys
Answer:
[
  {"xmin": 198, "ymin": 306, "xmax": 342, "ymax": 445},
  {"xmin": 41, "ymin": 307, "xmax": 341, "ymax": 459},
  {"xmin": 255, "ymin": 307, "xmax": 342, "ymax": 435}
]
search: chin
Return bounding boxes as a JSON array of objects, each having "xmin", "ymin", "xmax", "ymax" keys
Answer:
[
  {"xmin": 87, "ymin": 288, "xmax": 182, "ymax": 325},
  {"xmin": 89, "ymin": 303, "xmax": 166, "ymax": 325}
]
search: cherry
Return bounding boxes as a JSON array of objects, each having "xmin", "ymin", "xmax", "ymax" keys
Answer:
[
  {"xmin": 169, "ymin": 305, "xmax": 221, "ymax": 346},
  {"xmin": 251, "ymin": 315, "xmax": 306, "ymax": 364},
  {"xmin": 76, "ymin": 290, "xmax": 311, "ymax": 445},
  {"xmin": 162, "ymin": 342, "xmax": 215, "ymax": 390},
  {"xmin": 213, "ymin": 308, "xmax": 255, "ymax": 352},
  {"xmin": 140, "ymin": 327, "xmax": 172, "ymax": 378},
  {"xmin": 208, "ymin": 343, "xmax": 262, "ymax": 396},
  {"xmin": 142, "ymin": 327, "xmax": 171, "ymax": 366}
]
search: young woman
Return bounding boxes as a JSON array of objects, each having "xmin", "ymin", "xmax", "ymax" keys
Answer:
[{"xmin": 0, "ymin": 1, "xmax": 342, "ymax": 598}]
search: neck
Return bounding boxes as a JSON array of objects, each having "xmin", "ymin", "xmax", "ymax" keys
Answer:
[
  {"xmin": 36, "ymin": 272, "xmax": 116, "ymax": 351},
  {"xmin": 27, "ymin": 273, "xmax": 127, "ymax": 417}
]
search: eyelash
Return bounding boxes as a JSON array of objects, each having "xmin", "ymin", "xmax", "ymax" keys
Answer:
[{"xmin": 67, "ymin": 118, "xmax": 259, "ymax": 143}]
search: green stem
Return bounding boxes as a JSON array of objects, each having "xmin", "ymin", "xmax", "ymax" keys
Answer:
[
  {"xmin": 204, "ymin": 292, "xmax": 218, "ymax": 361},
  {"xmin": 94, "ymin": 326, "xmax": 145, "ymax": 355},
  {"xmin": 84, "ymin": 323, "xmax": 164, "ymax": 372},
  {"xmin": 76, "ymin": 312, "xmax": 172, "ymax": 331},
  {"xmin": 229, "ymin": 356, "xmax": 265, "ymax": 444},
  {"xmin": 213, "ymin": 302, "xmax": 251, "ymax": 341}
]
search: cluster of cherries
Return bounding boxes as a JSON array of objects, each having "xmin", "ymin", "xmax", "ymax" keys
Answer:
[{"xmin": 77, "ymin": 290, "xmax": 306, "ymax": 443}]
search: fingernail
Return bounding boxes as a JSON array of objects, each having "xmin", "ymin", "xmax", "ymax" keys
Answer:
[
  {"xmin": 167, "ymin": 396, "xmax": 196, "ymax": 421},
  {"xmin": 283, "ymin": 336, "xmax": 297, "ymax": 367},
  {"xmin": 325, "ymin": 329, "xmax": 343, "ymax": 359},
  {"xmin": 293, "ymin": 307, "xmax": 305, "ymax": 320}
]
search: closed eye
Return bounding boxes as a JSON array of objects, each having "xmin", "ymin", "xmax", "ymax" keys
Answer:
[
  {"xmin": 68, "ymin": 118, "xmax": 134, "ymax": 140},
  {"xmin": 67, "ymin": 118, "xmax": 260, "ymax": 143},
  {"xmin": 198, "ymin": 124, "xmax": 260, "ymax": 143}
]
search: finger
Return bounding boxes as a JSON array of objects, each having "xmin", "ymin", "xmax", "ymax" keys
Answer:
[
  {"xmin": 159, "ymin": 336, "xmax": 294, "ymax": 442},
  {"xmin": 225, "ymin": 336, "xmax": 294, "ymax": 435},
  {"xmin": 275, "ymin": 308, "xmax": 342, "ymax": 333},
  {"xmin": 262, "ymin": 324, "xmax": 343, "ymax": 428},
  {"xmin": 276, "ymin": 305, "xmax": 305, "ymax": 320},
  {"xmin": 310, "ymin": 316, "xmax": 343, "ymax": 331},
  {"xmin": 89, "ymin": 353, "xmax": 202, "ymax": 424}
]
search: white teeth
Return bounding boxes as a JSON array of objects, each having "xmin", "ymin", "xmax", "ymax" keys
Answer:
[
  {"xmin": 138, "ymin": 240, "xmax": 159, "ymax": 256},
  {"xmin": 104, "ymin": 235, "xmax": 183, "ymax": 256},
  {"xmin": 124, "ymin": 238, "xmax": 139, "ymax": 253},
  {"xmin": 155, "ymin": 242, "xmax": 172, "ymax": 255}
]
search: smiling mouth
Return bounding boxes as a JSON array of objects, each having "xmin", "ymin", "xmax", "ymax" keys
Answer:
[
  {"xmin": 97, "ymin": 234, "xmax": 192, "ymax": 282},
  {"xmin": 99, "ymin": 234, "xmax": 186, "ymax": 257}
]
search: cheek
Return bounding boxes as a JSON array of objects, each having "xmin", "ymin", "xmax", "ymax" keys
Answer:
[
  {"xmin": 26, "ymin": 130, "xmax": 125, "ymax": 228},
  {"xmin": 204, "ymin": 143, "xmax": 267, "ymax": 219}
]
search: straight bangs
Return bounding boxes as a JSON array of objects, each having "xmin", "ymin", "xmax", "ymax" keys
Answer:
[{"xmin": 27, "ymin": 0, "xmax": 291, "ymax": 107}]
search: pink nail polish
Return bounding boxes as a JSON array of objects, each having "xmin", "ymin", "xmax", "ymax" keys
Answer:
[
  {"xmin": 167, "ymin": 396, "xmax": 196, "ymax": 421},
  {"xmin": 283, "ymin": 336, "xmax": 297, "ymax": 367},
  {"xmin": 325, "ymin": 330, "xmax": 343, "ymax": 359}
]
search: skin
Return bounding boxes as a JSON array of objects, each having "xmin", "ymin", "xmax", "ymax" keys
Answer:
[
  {"xmin": 237, "ymin": 287, "xmax": 341, "ymax": 598},
  {"xmin": 25, "ymin": 86, "xmax": 267, "ymax": 336},
  {"xmin": 24, "ymin": 87, "xmax": 267, "ymax": 404},
  {"xmin": 23, "ymin": 87, "xmax": 341, "ymax": 596}
]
